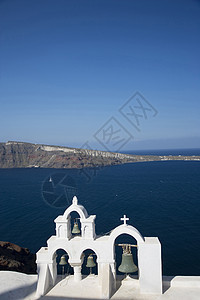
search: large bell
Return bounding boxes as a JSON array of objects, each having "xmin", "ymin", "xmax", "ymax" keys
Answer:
[
  {"xmin": 118, "ymin": 253, "xmax": 138, "ymax": 274},
  {"xmin": 72, "ymin": 221, "xmax": 80, "ymax": 234},
  {"xmin": 59, "ymin": 255, "xmax": 67, "ymax": 266},
  {"xmin": 86, "ymin": 255, "xmax": 96, "ymax": 268}
]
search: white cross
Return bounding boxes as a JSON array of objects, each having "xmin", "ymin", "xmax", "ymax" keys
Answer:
[{"xmin": 120, "ymin": 215, "xmax": 129, "ymax": 225}]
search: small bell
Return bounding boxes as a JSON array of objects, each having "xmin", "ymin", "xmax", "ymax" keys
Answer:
[
  {"xmin": 72, "ymin": 219, "xmax": 80, "ymax": 234},
  {"xmin": 59, "ymin": 255, "xmax": 68, "ymax": 276},
  {"xmin": 59, "ymin": 255, "xmax": 67, "ymax": 266},
  {"xmin": 118, "ymin": 244, "xmax": 138, "ymax": 274},
  {"xmin": 86, "ymin": 254, "xmax": 96, "ymax": 274},
  {"xmin": 86, "ymin": 255, "xmax": 96, "ymax": 268}
]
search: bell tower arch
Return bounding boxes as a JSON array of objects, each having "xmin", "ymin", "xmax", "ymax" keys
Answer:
[{"xmin": 54, "ymin": 196, "xmax": 96, "ymax": 240}]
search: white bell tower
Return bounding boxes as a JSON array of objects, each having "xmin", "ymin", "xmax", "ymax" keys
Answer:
[{"xmin": 36, "ymin": 196, "xmax": 162, "ymax": 299}]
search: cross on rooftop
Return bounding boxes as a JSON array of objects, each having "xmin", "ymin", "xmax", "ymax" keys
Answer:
[{"xmin": 120, "ymin": 215, "xmax": 129, "ymax": 225}]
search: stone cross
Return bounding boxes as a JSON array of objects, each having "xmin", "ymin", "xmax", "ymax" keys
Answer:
[{"xmin": 120, "ymin": 214, "xmax": 129, "ymax": 225}]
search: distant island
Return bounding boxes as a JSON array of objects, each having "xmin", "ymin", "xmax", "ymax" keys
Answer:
[{"xmin": 0, "ymin": 141, "xmax": 199, "ymax": 169}]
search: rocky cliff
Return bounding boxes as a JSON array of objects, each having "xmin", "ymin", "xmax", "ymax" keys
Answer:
[
  {"xmin": 0, "ymin": 241, "xmax": 36, "ymax": 274},
  {"xmin": 0, "ymin": 141, "xmax": 199, "ymax": 169},
  {"xmin": 0, "ymin": 141, "xmax": 138, "ymax": 168}
]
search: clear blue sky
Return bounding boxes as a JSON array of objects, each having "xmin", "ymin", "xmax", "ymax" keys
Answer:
[{"xmin": 0, "ymin": 0, "xmax": 200, "ymax": 151}]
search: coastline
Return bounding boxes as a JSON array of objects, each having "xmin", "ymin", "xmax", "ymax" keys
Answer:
[
  {"xmin": 0, "ymin": 141, "xmax": 200, "ymax": 169},
  {"xmin": 0, "ymin": 154, "xmax": 200, "ymax": 169}
]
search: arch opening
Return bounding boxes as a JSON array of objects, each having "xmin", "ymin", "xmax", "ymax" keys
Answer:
[
  {"xmin": 55, "ymin": 248, "xmax": 73, "ymax": 276},
  {"xmin": 114, "ymin": 234, "xmax": 138, "ymax": 277},
  {"xmin": 70, "ymin": 211, "xmax": 81, "ymax": 236}
]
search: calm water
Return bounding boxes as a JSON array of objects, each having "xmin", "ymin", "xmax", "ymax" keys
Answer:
[{"xmin": 0, "ymin": 148, "xmax": 200, "ymax": 276}]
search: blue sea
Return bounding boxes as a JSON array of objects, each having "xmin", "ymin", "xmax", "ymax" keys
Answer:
[{"xmin": 0, "ymin": 148, "xmax": 200, "ymax": 276}]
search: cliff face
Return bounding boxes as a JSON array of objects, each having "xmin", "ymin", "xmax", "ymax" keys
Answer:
[
  {"xmin": 0, "ymin": 142, "xmax": 36, "ymax": 168},
  {"xmin": 0, "ymin": 141, "xmax": 135, "ymax": 169},
  {"xmin": 0, "ymin": 241, "xmax": 36, "ymax": 274},
  {"xmin": 1, "ymin": 141, "xmax": 199, "ymax": 168}
]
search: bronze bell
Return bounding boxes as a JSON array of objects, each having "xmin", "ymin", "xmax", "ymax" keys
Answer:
[
  {"xmin": 118, "ymin": 253, "xmax": 138, "ymax": 274},
  {"xmin": 59, "ymin": 255, "xmax": 67, "ymax": 266},
  {"xmin": 72, "ymin": 220, "xmax": 80, "ymax": 234},
  {"xmin": 86, "ymin": 254, "xmax": 96, "ymax": 268},
  {"xmin": 118, "ymin": 244, "xmax": 138, "ymax": 274}
]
